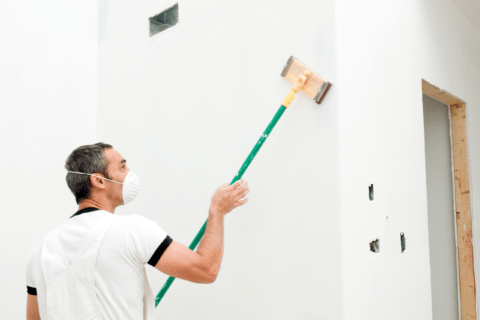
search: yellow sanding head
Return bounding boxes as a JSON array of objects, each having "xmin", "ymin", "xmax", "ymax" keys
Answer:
[{"xmin": 281, "ymin": 56, "xmax": 331, "ymax": 104}]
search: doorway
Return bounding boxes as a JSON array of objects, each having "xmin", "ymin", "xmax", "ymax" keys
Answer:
[
  {"xmin": 423, "ymin": 93, "xmax": 459, "ymax": 320},
  {"xmin": 422, "ymin": 80, "xmax": 475, "ymax": 320}
]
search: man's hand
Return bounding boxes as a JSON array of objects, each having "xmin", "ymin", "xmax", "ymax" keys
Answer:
[
  {"xmin": 210, "ymin": 179, "xmax": 249, "ymax": 215},
  {"xmin": 155, "ymin": 179, "xmax": 250, "ymax": 284}
]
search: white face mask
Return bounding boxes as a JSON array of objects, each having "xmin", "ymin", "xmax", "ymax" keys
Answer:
[{"xmin": 67, "ymin": 170, "xmax": 140, "ymax": 205}]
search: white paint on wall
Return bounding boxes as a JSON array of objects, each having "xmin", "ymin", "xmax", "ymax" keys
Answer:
[{"xmin": 0, "ymin": 1, "xmax": 98, "ymax": 318}]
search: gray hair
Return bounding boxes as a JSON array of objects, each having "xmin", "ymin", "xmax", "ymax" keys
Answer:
[{"xmin": 65, "ymin": 142, "xmax": 113, "ymax": 204}]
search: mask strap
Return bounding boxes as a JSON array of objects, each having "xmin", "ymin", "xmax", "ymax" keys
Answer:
[{"xmin": 67, "ymin": 171, "xmax": 123, "ymax": 185}]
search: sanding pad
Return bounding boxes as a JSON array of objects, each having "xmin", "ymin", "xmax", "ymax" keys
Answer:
[{"xmin": 281, "ymin": 56, "xmax": 331, "ymax": 104}]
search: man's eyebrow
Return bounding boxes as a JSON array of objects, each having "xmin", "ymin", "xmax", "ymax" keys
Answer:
[{"xmin": 120, "ymin": 159, "xmax": 127, "ymax": 164}]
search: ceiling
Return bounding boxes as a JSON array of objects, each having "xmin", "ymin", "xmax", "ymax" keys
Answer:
[{"xmin": 450, "ymin": 0, "xmax": 480, "ymax": 32}]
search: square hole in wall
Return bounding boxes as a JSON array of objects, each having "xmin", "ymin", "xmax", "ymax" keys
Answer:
[
  {"xmin": 400, "ymin": 232, "xmax": 406, "ymax": 253},
  {"xmin": 149, "ymin": 3, "xmax": 178, "ymax": 37},
  {"xmin": 369, "ymin": 238, "xmax": 380, "ymax": 253}
]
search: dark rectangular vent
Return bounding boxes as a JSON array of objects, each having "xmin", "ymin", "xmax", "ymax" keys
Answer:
[{"xmin": 149, "ymin": 3, "xmax": 178, "ymax": 37}]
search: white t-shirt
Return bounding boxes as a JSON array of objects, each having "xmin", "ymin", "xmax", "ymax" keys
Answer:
[{"xmin": 26, "ymin": 208, "xmax": 172, "ymax": 320}]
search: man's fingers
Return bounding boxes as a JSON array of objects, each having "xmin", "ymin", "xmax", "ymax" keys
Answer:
[
  {"xmin": 231, "ymin": 179, "xmax": 244, "ymax": 190},
  {"xmin": 237, "ymin": 186, "xmax": 249, "ymax": 199},
  {"xmin": 235, "ymin": 198, "xmax": 249, "ymax": 207},
  {"xmin": 235, "ymin": 181, "xmax": 248, "ymax": 193}
]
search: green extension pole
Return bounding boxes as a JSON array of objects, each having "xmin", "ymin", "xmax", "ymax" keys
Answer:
[
  {"xmin": 155, "ymin": 105, "xmax": 286, "ymax": 307},
  {"xmin": 155, "ymin": 70, "xmax": 312, "ymax": 307}
]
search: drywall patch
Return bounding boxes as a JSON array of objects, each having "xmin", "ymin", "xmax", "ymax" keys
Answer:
[
  {"xmin": 369, "ymin": 238, "xmax": 380, "ymax": 253},
  {"xmin": 149, "ymin": 3, "xmax": 178, "ymax": 37},
  {"xmin": 369, "ymin": 184, "xmax": 374, "ymax": 201},
  {"xmin": 400, "ymin": 232, "xmax": 406, "ymax": 253}
]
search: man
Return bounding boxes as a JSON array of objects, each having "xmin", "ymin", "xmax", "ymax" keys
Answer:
[{"xmin": 26, "ymin": 142, "xmax": 249, "ymax": 319}]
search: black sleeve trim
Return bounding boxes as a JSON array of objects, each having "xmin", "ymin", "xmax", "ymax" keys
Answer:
[
  {"xmin": 27, "ymin": 286, "xmax": 37, "ymax": 296},
  {"xmin": 148, "ymin": 236, "xmax": 173, "ymax": 267}
]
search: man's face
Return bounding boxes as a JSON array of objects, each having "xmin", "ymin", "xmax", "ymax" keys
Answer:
[{"xmin": 104, "ymin": 148, "xmax": 130, "ymax": 205}]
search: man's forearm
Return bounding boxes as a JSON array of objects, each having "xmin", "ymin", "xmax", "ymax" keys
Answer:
[
  {"xmin": 195, "ymin": 208, "xmax": 225, "ymax": 279},
  {"xmin": 27, "ymin": 294, "xmax": 40, "ymax": 320}
]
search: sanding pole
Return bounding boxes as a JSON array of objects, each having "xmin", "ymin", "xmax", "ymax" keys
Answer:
[{"xmin": 155, "ymin": 71, "xmax": 311, "ymax": 307}]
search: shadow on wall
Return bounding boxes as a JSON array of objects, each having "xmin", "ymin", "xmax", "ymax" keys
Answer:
[{"xmin": 99, "ymin": 0, "xmax": 107, "ymax": 44}]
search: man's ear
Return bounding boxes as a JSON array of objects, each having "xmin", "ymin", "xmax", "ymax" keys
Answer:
[{"xmin": 90, "ymin": 174, "xmax": 107, "ymax": 190}]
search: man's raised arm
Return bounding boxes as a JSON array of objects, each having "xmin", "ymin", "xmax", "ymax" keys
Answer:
[{"xmin": 155, "ymin": 179, "xmax": 249, "ymax": 283}]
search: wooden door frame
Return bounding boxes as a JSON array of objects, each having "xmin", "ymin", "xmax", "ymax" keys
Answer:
[{"xmin": 422, "ymin": 79, "xmax": 476, "ymax": 320}]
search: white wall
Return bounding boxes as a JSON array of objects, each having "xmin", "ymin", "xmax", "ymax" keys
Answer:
[
  {"xmin": 336, "ymin": 0, "xmax": 480, "ymax": 319},
  {"xmin": 0, "ymin": 0, "xmax": 98, "ymax": 318},
  {"xmin": 97, "ymin": 0, "xmax": 342, "ymax": 319}
]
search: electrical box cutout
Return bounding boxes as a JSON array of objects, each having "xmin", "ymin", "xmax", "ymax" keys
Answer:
[
  {"xmin": 149, "ymin": 3, "xmax": 178, "ymax": 37},
  {"xmin": 400, "ymin": 232, "xmax": 406, "ymax": 253},
  {"xmin": 369, "ymin": 184, "xmax": 374, "ymax": 201},
  {"xmin": 369, "ymin": 239, "xmax": 380, "ymax": 253}
]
